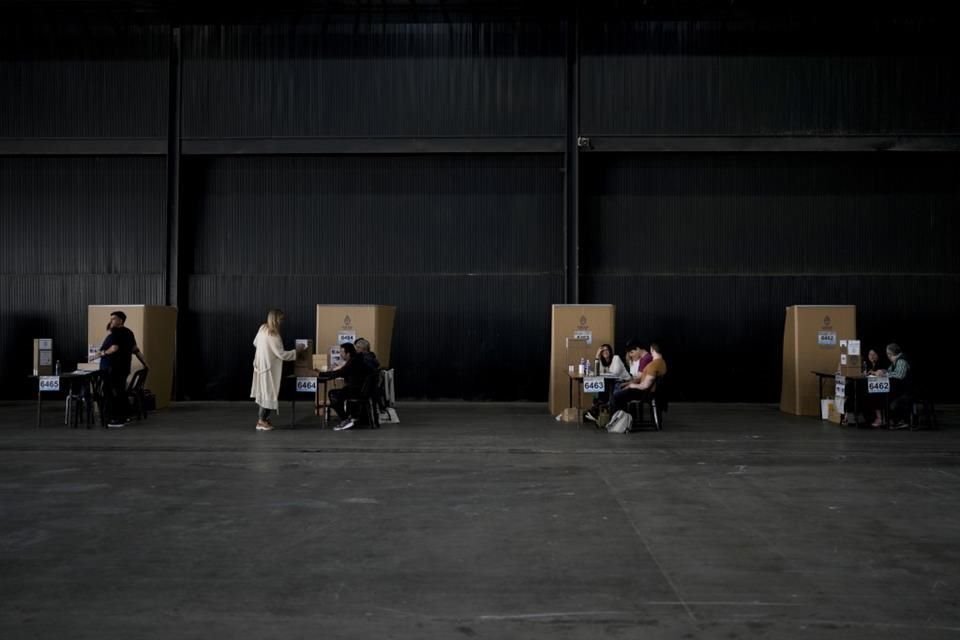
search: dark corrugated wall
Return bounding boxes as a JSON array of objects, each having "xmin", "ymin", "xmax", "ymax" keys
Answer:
[
  {"xmin": 580, "ymin": 18, "xmax": 960, "ymax": 135},
  {"xmin": 0, "ymin": 22, "xmax": 169, "ymax": 138},
  {"xmin": 580, "ymin": 153, "xmax": 960, "ymax": 401},
  {"xmin": 182, "ymin": 20, "xmax": 565, "ymax": 138},
  {"xmin": 179, "ymin": 154, "xmax": 564, "ymax": 400},
  {"xmin": 0, "ymin": 157, "xmax": 168, "ymax": 397}
]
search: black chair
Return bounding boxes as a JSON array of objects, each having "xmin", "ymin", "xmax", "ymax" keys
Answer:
[
  {"xmin": 345, "ymin": 370, "xmax": 382, "ymax": 429},
  {"xmin": 126, "ymin": 368, "xmax": 149, "ymax": 420},
  {"xmin": 907, "ymin": 371, "xmax": 938, "ymax": 430},
  {"xmin": 626, "ymin": 375, "xmax": 668, "ymax": 431}
]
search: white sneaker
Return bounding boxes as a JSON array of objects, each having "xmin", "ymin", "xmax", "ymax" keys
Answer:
[{"xmin": 334, "ymin": 419, "xmax": 355, "ymax": 431}]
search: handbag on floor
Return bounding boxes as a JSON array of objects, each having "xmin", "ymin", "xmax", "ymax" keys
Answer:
[{"xmin": 606, "ymin": 409, "xmax": 632, "ymax": 434}]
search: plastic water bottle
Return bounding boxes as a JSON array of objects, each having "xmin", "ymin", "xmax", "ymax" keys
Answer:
[{"xmin": 55, "ymin": 360, "xmax": 61, "ymax": 376}]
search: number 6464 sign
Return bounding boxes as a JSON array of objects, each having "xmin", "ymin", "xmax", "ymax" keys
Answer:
[{"xmin": 295, "ymin": 377, "xmax": 318, "ymax": 393}]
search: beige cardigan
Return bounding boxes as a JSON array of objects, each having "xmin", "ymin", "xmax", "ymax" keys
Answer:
[{"xmin": 250, "ymin": 326, "xmax": 297, "ymax": 411}]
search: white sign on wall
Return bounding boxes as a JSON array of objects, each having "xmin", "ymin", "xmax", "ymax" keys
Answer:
[
  {"xmin": 337, "ymin": 332, "xmax": 357, "ymax": 345},
  {"xmin": 817, "ymin": 331, "xmax": 838, "ymax": 347},
  {"xmin": 573, "ymin": 330, "xmax": 593, "ymax": 345},
  {"xmin": 834, "ymin": 374, "xmax": 846, "ymax": 398}
]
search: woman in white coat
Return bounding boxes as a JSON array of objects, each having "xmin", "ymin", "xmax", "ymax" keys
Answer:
[{"xmin": 251, "ymin": 309, "xmax": 303, "ymax": 431}]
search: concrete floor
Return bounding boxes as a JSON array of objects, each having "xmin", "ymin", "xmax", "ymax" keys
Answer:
[{"xmin": 1, "ymin": 401, "xmax": 959, "ymax": 639}]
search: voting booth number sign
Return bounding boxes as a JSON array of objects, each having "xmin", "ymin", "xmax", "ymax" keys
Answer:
[
  {"xmin": 39, "ymin": 376, "xmax": 60, "ymax": 392},
  {"xmin": 582, "ymin": 377, "xmax": 605, "ymax": 394},
  {"xmin": 296, "ymin": 377, "xmax": 318, "ymax": 393},
  {"xmin": 867, "ymin": 377, "xmax": 891, "ymax": 394}
]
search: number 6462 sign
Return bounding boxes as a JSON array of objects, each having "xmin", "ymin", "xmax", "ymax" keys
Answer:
[
  {"xmin": 582, "ymin": 377, "xmax": 605, "ymax": 394},
  {"xmin": 867, "ymin": 377, "xmax": 891, "ymax": 394}
]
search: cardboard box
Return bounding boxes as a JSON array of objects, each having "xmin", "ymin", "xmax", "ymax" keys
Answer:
[
  {"xmin": 312, "ymin": 354, "xmax": 328, "ymax": 371},
  {"xmin": 33, "ymin": 338, "xmax": 53, "ymax": 376},
  {"xmin": 828, "ymin": 398, "xmax": 845, "ymax": 424},
  {"xmin": 780, "ymin": 305, "xmax": 856, "ymax": 417},
  {"xmin": 316, "ymin": 305, "xmax": 396, "ymax": 369},
  {"xmin": 548, "ymin": 305, "xmax": 615, "ymax": 416},
  {"xmin": 295, "ymin": 339, "xmax": 314, "ymax": 369},
  {"xmin": 88, "ymin": 305, "xmax": 177, "ymax": 409}
]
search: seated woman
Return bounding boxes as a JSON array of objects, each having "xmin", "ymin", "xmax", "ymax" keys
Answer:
[
  {"xmin": 585, "ymin": 344, "xmax": 631, "ymax": 423},
  {"xmin": 862, "ymin": 348, "xmax": 885, "ymax": 375}
]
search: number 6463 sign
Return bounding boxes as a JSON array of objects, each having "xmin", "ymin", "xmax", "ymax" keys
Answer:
[{"xmin": 582, "ymin": 377, "xmax": 605, "ymax": 394}]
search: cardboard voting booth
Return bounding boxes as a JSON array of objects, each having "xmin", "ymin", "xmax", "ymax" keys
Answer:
[
  {"xmin": 780, "ymin": 305, "xmax": 856, "ymax": 417},
  {"xmin": 549, "ymin": 305, "xmax": 615, "ymax": 417},
  {"xmin": 87, "ymin": 305, "xmax": 177, "ymax": 409},
  {"xmin": 315, "ymin": 305, "xmax": 396, "ymax": 369}
]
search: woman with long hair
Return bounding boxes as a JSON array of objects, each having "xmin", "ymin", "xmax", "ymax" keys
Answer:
[{"xmin": 250, "ymin": 309, "xmax": 303, "ymax": 431}]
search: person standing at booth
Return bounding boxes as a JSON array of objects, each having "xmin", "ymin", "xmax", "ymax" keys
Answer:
[
  {"xmin": 92, "ymin": 310, "xmax": 148, "ymax": 428},
  {"xmin": 251, "ymin": 309, "xmax": 305, "ymax": 431}
]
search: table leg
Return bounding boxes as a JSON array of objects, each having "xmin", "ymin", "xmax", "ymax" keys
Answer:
[
  {"xmin": 291, "ymin": 382, "xmax": 296, "ymax": 429},
  {"xmin": 36, "ymin": 387, "xmax": 42, "ymax": 429},
  {"xmin": 568, "ymin": 376, "xmax": 573, "ymax": 411}
]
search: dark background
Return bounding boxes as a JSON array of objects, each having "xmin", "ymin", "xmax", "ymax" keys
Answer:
[{"xmin": 2, "ymin": 1, "xmax": 957, "ymax": 402}]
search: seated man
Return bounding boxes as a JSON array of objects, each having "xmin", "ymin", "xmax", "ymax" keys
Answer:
[
  {"xmin": 354, "ymin": 337, "xmax": 381, "ymax": 370},
  {"xmin": 877, "ymin": 342, "xmax": 912, "ymax": 429},
  {"xmin": 611, "ymin": 343, "xmax": 667, "ymax": 413},
  {"xmin": 321, "ymin": 342, "xmax": 374, "ymax": 431}
]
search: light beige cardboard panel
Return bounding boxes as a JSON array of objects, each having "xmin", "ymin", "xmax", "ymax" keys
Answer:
[
  {"xmin": 779, "ymin": 305, "xmax": 856, "ymax": 417},
  {"xmin": 88, "ymin": 305, "xmax": 177, "ymax": 409},
  {"xmin": 315, "ymin": 305, "xmax": 396, "ymax": 369},
  {"xmin": 549, "ymin": 305, "xmax": 615, "ymax": 416}
]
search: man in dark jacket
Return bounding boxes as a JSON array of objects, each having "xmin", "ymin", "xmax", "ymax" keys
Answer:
[{"xmin": 323, "ymin": 342, "xmax": 373, "ymax": 431}]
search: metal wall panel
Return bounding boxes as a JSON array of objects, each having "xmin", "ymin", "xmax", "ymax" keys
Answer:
[
  {"xmin": 181, "ymin": 20, "xmax": 565, "ymax": 139},
  {"xmin": 180, "ymin": 154, "xmax": 564, "ymax": 400},
  {"xmin": 581, "ymin": 153, "xmax": 960, "ymax": 275},
  {"xmin": 580, "ymin": 18, "xmax": 960, "ymax": 136},
  {"xmin": 0, "ymin": 157, "xmax": 167, "ymax": 399},
  {"xmin": 0, "ymin": 23, "xmax": 169, "ymax": 138},
  {"xmin": 581, "ymin": 153, "xmax": 960, "ymax": 401}
]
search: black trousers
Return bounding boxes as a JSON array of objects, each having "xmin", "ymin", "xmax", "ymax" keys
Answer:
[
  {"xmin": 106, "ymin": 369, "xmax": 130, "ymax": 422},
  {"xmin": 611, "ymin": 386, "xmax": 650, "ymax": 412},
  {"xmin": 329, "ymin": 386, "xmax": 362, "ymax": 421}
]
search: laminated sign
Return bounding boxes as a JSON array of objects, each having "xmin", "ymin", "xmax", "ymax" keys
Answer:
[
  {"xmin": 834, "ymin": 374, "xmax": 846, "ymax": 398},
  {"xmin": 296, "ymin": 377, "xmax": 317, "ymax": 393},
  {"xmin": 817, "ymin": 331, "xmax": 837, "ymax": 347},
  {"xmin": 582, "ymin": 377, "xmax": 604, "ymax": 394},
  {"xmin": 867, "ymin": 377, "xmax": 891, "ymax": 394}
]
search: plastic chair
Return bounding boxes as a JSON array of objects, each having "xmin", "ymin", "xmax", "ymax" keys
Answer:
[{"xmin": 126, "ymin": 368, "xmax": 149, "ymax": 420}]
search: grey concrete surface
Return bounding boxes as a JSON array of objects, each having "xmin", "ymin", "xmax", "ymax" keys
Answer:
[{"xmin": 1, "ymin": 401, "xmax": 958, "ymax": 639}]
